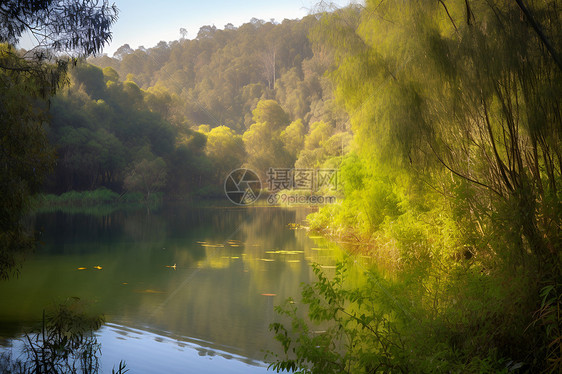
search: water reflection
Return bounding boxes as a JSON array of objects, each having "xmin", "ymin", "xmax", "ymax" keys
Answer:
[
  {"xmin": 0, "ymin": 204, "xmax": 341, "ymax": 371},
  {"xmin": 99, "ymin": 323, "xmax": 268, "ymax": 374}
]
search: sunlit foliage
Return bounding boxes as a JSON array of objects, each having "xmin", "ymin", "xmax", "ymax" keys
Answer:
[{"xmin": 272, "ymin": 0, "xmax": 562, "ymax": 372}]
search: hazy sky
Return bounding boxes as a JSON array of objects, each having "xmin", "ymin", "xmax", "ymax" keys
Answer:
[{"xmin": 82, "ymin": 0, "xmax": 353, "ymax": 56}]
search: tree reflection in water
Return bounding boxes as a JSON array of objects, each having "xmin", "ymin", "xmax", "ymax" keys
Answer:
[{"xmin": 0, "ymin": 298, "xmax": 127, "ymax": 374}]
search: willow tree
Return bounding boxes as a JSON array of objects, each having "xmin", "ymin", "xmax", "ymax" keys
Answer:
[
  {"xmin": 0, "ymin": 0, "xmax": 118, "ymax": 279},
  {"xmin": 321, "ymin": 2, "xmax": 560, "ymax": 265},
  {"xmin": 307, "ymin": 0, "xmax": 561, "ymax": 369}
]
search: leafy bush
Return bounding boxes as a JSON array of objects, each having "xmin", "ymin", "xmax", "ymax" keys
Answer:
[{"xmin": 269, "ymin": 256, "xmax": 533, "ymax": 373}]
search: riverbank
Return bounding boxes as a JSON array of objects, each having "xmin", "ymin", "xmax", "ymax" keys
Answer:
[{"xmin": 31, "ymin": 188, "xmax": 163, "ymax": 214}]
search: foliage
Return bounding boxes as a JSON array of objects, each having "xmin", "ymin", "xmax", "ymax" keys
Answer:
[
  {"xmin": 243, "ymin": 100, "xmax": 294, "ymax": 175},
  {"xmin": 272, "ymin": 0, "xmax": 562, "ymax": 372},
  {"xmin": 0, "ymin": 45, "xmax": 56, "ymax": 279},
  {"xmin": 280, "ymin": 119, "xmax": 306, "ymax": 163},
  {"xmin": 269, "ymin": 262, "xmax": 406, "ymax": 374},
  {"xmin": 270, "ymin": 257, "xmax": 533, "ymax": 373},
  {"xmin": 123, "ymin": 157, "xmax": 167, "ymax": 201},
  {"xmin": 203, "ymin": 126, "xmax": 246, "ymax": 181},
  {"xmin": 251, "ymin": 100, "xmax": 290, "ymax": 130},
  {"xmin": 0, "ymin": 298, "xmax": 128, "ymax": 374},
  {"xmin": 89, "ymin": 16, "xmax": 349, "ymax": 132},
  {"xmin": 0, "ymin": 0, "xmax": 117, "ymax": 56},
  {"xmin": 0, "ymin": 0, "xmax": 117, "ymax": 279},
  {"xmin": 295, "ymin": 121, "xmax": 351, "ymax": 169},
  {"xmin": 45, "ymin": 62, "xmax": 209, "ymax": 197},
  {"xmin": 33, "ymin": 188, "xmax": 120, "ymax": 207}
]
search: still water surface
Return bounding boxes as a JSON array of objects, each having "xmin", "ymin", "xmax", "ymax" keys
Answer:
[{"xmin": 0, "ymin": 204, "xmax": 340, "ymax": 373}]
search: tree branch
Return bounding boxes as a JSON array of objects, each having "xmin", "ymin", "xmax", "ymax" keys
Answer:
[{"xmin": 514, "ymin": 0, "xmax": 562, "ymax": 72}]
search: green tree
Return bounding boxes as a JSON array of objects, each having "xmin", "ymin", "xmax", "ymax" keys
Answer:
[
  {"xmin": 243, "ymin": 122, "xmax": 290, "ymax": 175},
  {"xmin": 286, "ymin": 0, "xmax": 562, "ymax": 371},
  {"xmin": 124, "ymin": 157, "xmax": 167, "ymax": 201},
  {"xmin": 71, "ymin": 63, "xmax": 106, "ymax": 99},
  {"xmin": 251, "ymin": 99, "xmax": 290, "ymax": 129},
  {"xmin": 102, "ymin": 66, "xmax": 120, "ymax": 83},
  {"xmin": 205, "ymin": 126, "xmax": 246, "ymax": 180},
  {"xmin": 0, "ymin": 45, "xmax": 56, "ymax": 279},
  {"xmin": 280, "ymin": 119, "xmax": 305, "ymax": 164},
  {"xmin": 0, "ymin": 0, "xmax": 118, "ymax": 56},
  {"xmin": 295, "ymin": 121, "xmax": 335, "ymax": 168},
  {"xmin": 0, "ymin": 1, "xmax": 117, "ymax": 278}
]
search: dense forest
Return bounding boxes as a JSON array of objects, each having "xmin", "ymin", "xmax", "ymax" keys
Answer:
[
  {"xmin": 1, "ymin": 0, "xmax": 562, "ymax": 372},
  {"xmin": 41, "ymin": 15, "xmax": 351, "ymax": 197}
]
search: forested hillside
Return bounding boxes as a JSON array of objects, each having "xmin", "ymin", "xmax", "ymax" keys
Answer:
[
  {"xmin": 42, "ymin": 16, "xmax": 351, "ymax": 197},
  {"xmin": 90, "ymin": 16, "xmax": 347, "ymax": 132}
]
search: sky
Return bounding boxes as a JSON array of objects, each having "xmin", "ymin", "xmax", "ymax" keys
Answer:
[{"xmin": 84, "ymin": 0, "xmax": 354, "ymax": 56}]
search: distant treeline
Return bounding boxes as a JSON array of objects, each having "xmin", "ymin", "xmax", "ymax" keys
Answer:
[{"xmin": 89, "ymin": 16, "xmax": 347, "ymax": 132}]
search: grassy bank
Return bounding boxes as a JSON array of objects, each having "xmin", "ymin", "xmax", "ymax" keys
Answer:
[{"xmin": 31, "ymin": 188, "xmax": 164, "ymax": 213}]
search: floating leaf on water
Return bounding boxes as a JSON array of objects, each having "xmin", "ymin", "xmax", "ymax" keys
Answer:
[
  {"xmin": 229, "ymin": 244, "xmax": 240, "ymax": 247},
  {"xmin": 286, "ymin": 260, "xmax": 301, "ymax": 263},
  {"xmin": 196, "ymin": 241, "xmax": 207, "ymax": 244},
  {"xmin": 231, "ymin": 256, "xmax": 240, "ymax": 259},
  {"xmin": 93, "ymin": 266, "xmax": 102, "ymax": 270},
  {"xmin": 136, "ymin": 289, "xmax": 166, "ymax": 294},
  {"xmin": 260, "ymin": 258, "xmax": 275, "ymax": 262},
  {"xmin": 266, "ymin": 250, "xmax": 303, "ymax": 255},
  {"xmin": 122, "ymin": 282, "xmax": 128, "ymax": 285},
  {"xmin": 261, "ymin": 293, "xmax": 276, "ymax": 297},
  {"xmin": 165, "ymin": 264, "xmax": 177, "ymax": 270},
  {"xmin": 77, "ymin": 267, "xmax": 87, "ymax": 270}
]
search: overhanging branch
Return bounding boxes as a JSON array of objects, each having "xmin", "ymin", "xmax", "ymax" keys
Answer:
[{"xmin": 515, "ymin": 0, "xmax": 562, "ymax": 72}]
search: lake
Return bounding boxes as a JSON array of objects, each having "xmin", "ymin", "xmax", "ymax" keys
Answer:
[{"xmin": 0, "ymin": 203, "xmax": 341, "ymax": 373}]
